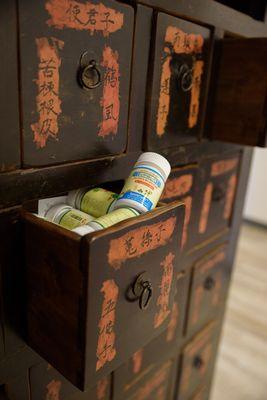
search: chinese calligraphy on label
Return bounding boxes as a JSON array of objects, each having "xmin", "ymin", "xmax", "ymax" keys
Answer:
[
  {"xmin": 31, "ymin": 37, "xmax": 64, "ymax": 148},
  {"xmin": 46, "ymin": 380, "xmax": 62, "ymax": 400},
  {"xmin": 99, "ymin": 46, "xmax": 120, "ymax": 137},
  {"xmin": 108, "ymin": 216, "xmax": 177, "ymax": 270},
  {"xmin": 96, "ymin": 279, "xmax": 118, "ymax": 371},
  {"xmin": 156, "ymin": 26, "xmax": 204, "ymax": 137},
  {"xmin": 46, "ymin": 0, "xmax": 124, "ymax": 36},
  {"xmin": 154, "ymin": 252, "xmax": 174, "ymax": 329}
]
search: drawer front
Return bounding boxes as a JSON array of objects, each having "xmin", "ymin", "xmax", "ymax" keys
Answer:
[
  {"xmin": 2, "ymin": 373, "xmax": 30, "ymax": 400},
  {"xmin": 24, "ymin": 201, "xmax": 185, "ymax": 389},
  {"xmin": 127, "ymin": 358, "xmax": 176, "ymax": 400},
  {"xmin": 114, "ymin": 269, "xmax": 189, "ymax": 400},
  {"xmin": 160, "ymin": 165, "xmax": 200, "ymax": 251},
  {"xmin": 30, "ymin": 362, "xmax": 111, "ymax": 400},
  {"xmin": 197, "ymin": 153, "xmax": 240, "ymax": 240},
  {"xmin": 178, "ymin": 322, "xmax": 218, "ymax": 400},
  {"xmin": 146, "ymin": 13, "xmax": 211, "ymax": 150},
  {"xmin": 19, "ymin": 0, "xmax": 134, "ymax": 167},
  {"xmin": 210, "ymin": 38, "xmax": 267, "ymax": 147},
  {"xmin": 187, "ymin": 245, "xmax": 228, "ymax": 334}
]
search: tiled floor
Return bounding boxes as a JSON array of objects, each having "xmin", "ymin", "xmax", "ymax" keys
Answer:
[{"xmin": 210, "ymin": 223, "xmax": 267, "ymax": 400}]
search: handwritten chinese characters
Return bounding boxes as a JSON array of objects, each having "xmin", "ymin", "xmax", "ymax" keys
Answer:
[
  {"xmin": 154, "ymin": 252, "xmax": 174, "ymax": 329},
  {"xmin": 108, "ymin": 216, "xmax": 177, "ymax": 270},
  {"xmin": 31, "ymin": 37, "xmax": 64, "ymax": 148},
  {"xmin": 99, "ymin": 46, "xmax": 120, "ymax": 137},
  {"xmin": 46, "ymin": 0, "xmax": 124, "ymax": 37},
  {"xmin": 156, "ymin": 26, "xmax": 204, "ymax": 137},
  {"xmin": 96, "ymin": 279, "xmax": 118, "ymax": 371}
]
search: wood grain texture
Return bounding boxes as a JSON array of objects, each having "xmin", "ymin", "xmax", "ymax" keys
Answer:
[{"xmin": 210, "ymin": 223, "xmax": 267, "ymax": 400}]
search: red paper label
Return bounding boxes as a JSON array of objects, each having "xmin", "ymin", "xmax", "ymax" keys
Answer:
[
  {"xmin": 98, "ymin": 46, "xmax": 120, "ymax": 137},
  {"xmin": 211, "ymin": 158, "xmax": 238, "ymax": 177},
  {"xmin": 154, "ymin": 252, "xmax": 174, "ymax": 328},
  {"xmin": 31, "ymin": 37, "xmax": 64, "ymax": 148},
  {"xmin": 46, "ymin": 0, "xmax": 124, "ymax": 36},
  {"xmin": 108, "ymin": 216, "xmax": 177, "ymax": 270},
  {"xmin": 46, "ymin": 380, "xmax": 62, "ymax": 400},
  {"xmin": 96, "ymin": 279, "xmax": 119, "ymax": 371}
]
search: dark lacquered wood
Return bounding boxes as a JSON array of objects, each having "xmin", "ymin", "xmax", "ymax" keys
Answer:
[
  {"xmin": 24, "ymin": 201, "xmax": 185, "ymax": 389},
  {"xmin": 30, "ymin": 362, "xmax": 111, "ymax": 400},
  {"xmin": 209, "ymin": 38, "xmax": 267, "ymax": 147},
  {"xmin": 0, "ymin": 0, "xmax": 20, "ymax": 172},
  {"xmin": 145, "ymin": 13, "xmax": 212, "ymax": 150},
  {"xmin": 18, "ymin": 0, "xmax": 134, "ymax": 167}
]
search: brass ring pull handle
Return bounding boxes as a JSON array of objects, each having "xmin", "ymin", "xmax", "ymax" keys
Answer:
[
  {"xmin": 193, "ymin": 355, "xmax": 204, "ymax": 370},
  {"xmin": 78, "ymin": 52, "xmax": 101, "ymax": 90},
  {"xmin": 129, "ymin": 272, "xmax": 153, "ymax": 310},
  {"xmin": 203, "ymin": 276, "xmax": 215, "ymax": 291},
  {"xmin": 212, "ymin": 185, "xmax": 226, "ymax": 202},
  {"xmin": 176, "ymin": 63, "xmax": 193, "ymax": 92}
]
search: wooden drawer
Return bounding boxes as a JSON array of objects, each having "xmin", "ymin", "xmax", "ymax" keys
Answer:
[
  {"xmin": 23, "ymin": 201, "xmax": 185, "ymax": 390},
  {"xmin": 160, "ymin": 164, "xmax": 200, "ymax": 251},
  {"xmin": 30, "ymin": 362, "xmax": 111, "ymax": 400},
  {"xmin": 1, "ymin": 373, "xmax": 30, "ymax": 400},
  {"xmin": 125, "ymin": 358, "xmax": 177, "ymax": 400},
  {"xmin": 113, "ymin": 269, "xmax": 189, "ymax": 400},
  {"xmin": 186, "ymin": 245, "xmax": 228, "ymax": 335},
  {"xmin": 197, "ymin": 153, "xmax": 240, "ymax": 241},
  {"xmin": 177, "ymin": 322, "xmax": 218, "ymax": 400},
  {"xmin": 145, "ymin": 13, "xmax": 211, "ymax": 150},
  {"xmin": 18, "ymin": 0, "xmax": 134, "ymax": 167},
  {"xmin": 210, "ymin": 38, "xmax": 267, "ymax": 147}
]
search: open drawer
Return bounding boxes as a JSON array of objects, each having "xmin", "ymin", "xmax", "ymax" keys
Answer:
[{"xmin": 22, "ymin": 201, "xmax": 185, "ymax": 390}]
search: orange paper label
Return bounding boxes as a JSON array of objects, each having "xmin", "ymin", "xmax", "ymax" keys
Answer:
[
  {"xmin": 211, "ymin": 158, "xmax": 238, "ymax": 177},
  {"xmin": 132, "ymin": 348, "xmax": 144, "ymax": 374},
  {"xmin": 96, "ymin": 376, "xmax": 109, "ymax": 400},
  {"xmin": 156, "ymin": 54, "xmax": 171, "ymax": 137},
  {"xmin": 161, "ymin": 174, "xmax": 193, "ymax": 200},
  {"xmin": 46, "ymin": 0, "xmax": 124, "ymax": 36},
  {"xmin": 181, "ymin": 195, "xmax": 192, "ymax": 249},
  {"xmin": 166, "ymin": 301, "xmax": 179, "ymax": 342},
  {"xmin": 46, "ymin": 380, "xmax": 62, "ymax": 400},
  {"xmin": 154, "ymin": 252, "xmax": 174, "ymax": 328},
  {"xmin": 96, "ymin": 279, "xmax": 119, "ymax": 371},
  {"xmin": 199, "ymin": 183, "xmax": 213, "ymax": 234},
  {"xmin": 156, "ymin": 26, "xmax": 204, "ymax": 137},
  {"xmin": 98, "ymin": 46, "xmax": 120, "ymax": 137},
  {"xmin": 31, "ymin": 37, "xmax": 64, "ymax": 148},
  {"xmin": 224, "ymin": 174, "xmax": 237, "ymax": 220},
  {"xmin": 189, "ymin": 60, "xmax": 204, "ymax": 128},
  {"xmin": 108, "ymin": 216, "xmax": 176, "ymax": 269}
]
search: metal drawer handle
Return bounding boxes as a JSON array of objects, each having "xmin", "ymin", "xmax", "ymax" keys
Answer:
[
  {"xmin": 203, "ymin": 276, "xmax": 215, "ymax": 291},
  {"xmin": 128, "ymin": 272, "xmax": 153, "ymax": 310},
  {"xmin": 78, "ymin": 52, "xmax": 101, "ymax": 90},
  {"xmin": 176, "ymin": 63, "xmax": 193, "ymax": 92},
  {"xmin": 212, "ymin": 186, "xmax": 226, "ymax": 202},
  {"xmin": 193, "ymin": 355, "xmax": 204, "ymax": 370}
]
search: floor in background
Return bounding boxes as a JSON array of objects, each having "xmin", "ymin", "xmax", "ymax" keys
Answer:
[{"xmin": 210, "ymin": 222, "xmax": 267, "ymax": 400}]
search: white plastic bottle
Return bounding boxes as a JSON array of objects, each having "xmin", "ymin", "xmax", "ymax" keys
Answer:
[
  {"xmin": 73, "ymin": 207, "xmax": 139, "ymax": 235},
  {"xmin": 112, "ymin": 152, "xmax": 171, "ymax": 213},
  {"xmin": 67, "ymin": 187, "xmax": 118, "ymax": 218},
  {"xmin": 45, "ymin": 204, "xmax": 94, "ymax": 231}
]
